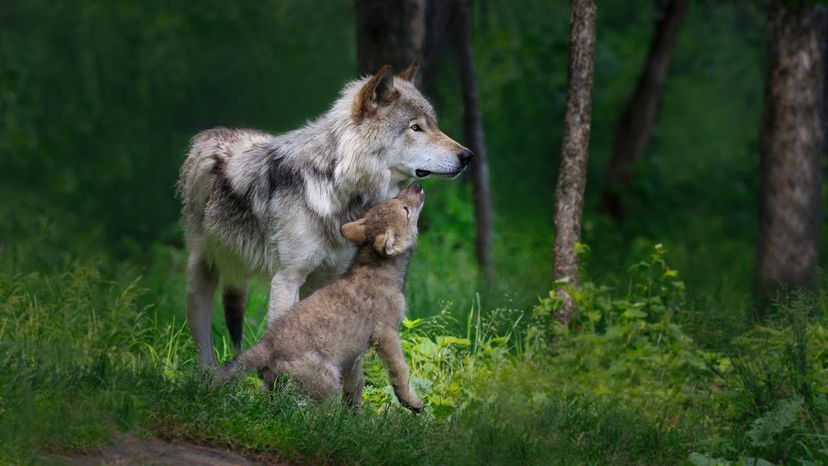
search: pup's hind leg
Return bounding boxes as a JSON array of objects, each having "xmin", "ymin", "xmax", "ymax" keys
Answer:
[
  {"xmin": 187, "ymin": 251, "xmax": 219, "ymax": 367},
  {"xmin": 283, "ymin": 358, "xmax": 342, "ymax": 402},
  {"xmin": 222, "ymin": 283, "xmax": 248, "ymax": 352},
  {"xmin": 212, "ymin": 342, "xmax": 271, "ymax": 387},
  {"xmin": 342, "ymin": 357, "xmax": 365, "ymax": 412}
]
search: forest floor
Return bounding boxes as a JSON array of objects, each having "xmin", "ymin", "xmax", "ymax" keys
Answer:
[{"xmin": 50, "ymin": 433, "xmax": 286, "ymax": 466}]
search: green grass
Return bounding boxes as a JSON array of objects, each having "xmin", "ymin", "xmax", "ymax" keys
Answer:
[
  {"xmin": 0, "ymin": 260, "xmax": 680, "ymax": 465},
  {"xmin": 1, "ymin": 185, "xmax": 827, "ymax": 465},
  {"xmin": 2, "ymin": 231, "xmax": 827, "ymax": 465}
]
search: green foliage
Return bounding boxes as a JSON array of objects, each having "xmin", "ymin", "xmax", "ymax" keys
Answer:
[
  {"xmin": 529, "ymin": 245, "xmax": 715, "ymax": 413},
  {"xmin": 2, "ymin": 239, "xmax": 827, "ymax": 465},
  {"xmin": 744, "ymin": 397, "xmax": 803, "ymax": 449}
]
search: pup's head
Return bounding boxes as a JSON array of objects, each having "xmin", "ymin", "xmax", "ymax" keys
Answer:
[
  {"xmin": 352, "ymin": 60, "xmax": 474, "ymax": 182},
  {"xmin": 340, "ymin": 182, "xmax": 425, "ymax": 257}
]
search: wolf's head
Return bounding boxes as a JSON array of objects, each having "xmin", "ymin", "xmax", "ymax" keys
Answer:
[
  {"xmin": 340, "ymin": 182, "xmax": 425, "ymax": 257},
  {"xmin": 350, "ymin": 61, "xmax": 473, "ymax": 183}
]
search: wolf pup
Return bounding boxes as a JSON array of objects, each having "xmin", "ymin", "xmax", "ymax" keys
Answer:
[
  {"xmin": 213, "ymin": 183, "xmax": 426, "ymax": 412},
  {"xmin": 178, "ymin": 60, "xmax": 472, "ymax": 367}
]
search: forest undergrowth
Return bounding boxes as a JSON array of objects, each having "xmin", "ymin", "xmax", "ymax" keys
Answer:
[{"xmin": 1, "ymin": 212, "xmax": 826, "ymax": 465}]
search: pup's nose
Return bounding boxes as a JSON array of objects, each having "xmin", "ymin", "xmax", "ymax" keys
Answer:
[
  {"xmin": 457, "ymin": 148, "xmax": 474, "ymax": 167},
  {"xmin": 410, "ymin": 182, "xmax": 422, "ymax": 193}
]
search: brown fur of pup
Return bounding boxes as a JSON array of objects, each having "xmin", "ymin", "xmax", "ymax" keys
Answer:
[{"xmin": 213, "ymin": 183, "xmax": 426, "ymax": 413}]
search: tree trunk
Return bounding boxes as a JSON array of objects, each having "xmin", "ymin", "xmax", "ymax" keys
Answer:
[
  {"xmin": 355, "ymin": 0, "xmax": 425, "ymax": 75},
  {"xmin": 419, "ymin": 0, "xmax": 454, "ymax": 94},
  {"xmin": 454, "ymin": 0, "xmax": 494, "ymax": 283},
  {"xmin": 755, "ymin": 1, "xmax": 827, "ymax": 308},
  {"xmin": 552, "ymin": 0, "xmax": 597, "ymax": 327},
  {"xmin": 599, "ymin": 0, "xmax": 689, "ymax": 220}
]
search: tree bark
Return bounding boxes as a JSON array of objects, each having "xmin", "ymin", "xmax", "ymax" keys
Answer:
[
  {"xmin": 755, "ymin": 1, "xmax": 827, "ymax": 307},
  {"xmin": 553, "ymin": 0, "xmax": 597, "ymax": 327},
  {"xmin": 454, "ymin": 0, "xmax": 494, "ymax": 284},
  {"xmin": 419, "ymin": 0, "xmax": 454, "ymax": 94},
  {"xmin": 599, "ymin": 0, "xmax": 689, "ymax": 220},
  {"xmin": 355, "ymin": 0, "xmax": 425, "ymax": 76}
]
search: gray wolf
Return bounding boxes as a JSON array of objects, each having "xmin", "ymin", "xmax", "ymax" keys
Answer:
[
  {"xmin": 213, "ymin": 183, "xmax": 426, "ymax": 413},
  {"xmin": 178, "ymin": 61, "xmax": 472, "ymax": 366}
]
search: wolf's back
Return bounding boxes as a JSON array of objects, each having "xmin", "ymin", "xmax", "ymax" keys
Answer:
[{"xmin": 178, "ymin": 127, "xmax": 273, "ymax": 230}]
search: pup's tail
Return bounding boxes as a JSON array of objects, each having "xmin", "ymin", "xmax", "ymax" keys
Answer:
[{"xmin": 211, "ymin": 343, "xmax": 270, "ymax": 388}]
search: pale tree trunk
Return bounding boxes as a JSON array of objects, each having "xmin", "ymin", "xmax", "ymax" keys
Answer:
[
  {"xmin": 454, "ymin": 0, "xmax": 494, "ymax": 283},
  {"xmin": 355, "ymin": 0, "xmax": 425, "ymax": 75},
  {"xmin": 553, "ymin": 0, "xmax": 597, "ymax": 327},
  {"xmin": 599, "ymin": 0, "xmax": 689, "ymax": 220},
  {"xmin": 755, "ymin": 0, "xmax": 827, "ymax": 309}
]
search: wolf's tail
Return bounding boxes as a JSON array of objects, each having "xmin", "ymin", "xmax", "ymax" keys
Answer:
[
  {"xmin": 211, "ymin": 342, "xmax": 270, "ymax": 387},
  {"xmin": 177, "ymin": 129, "xmax": 228, "ymax": 228}
]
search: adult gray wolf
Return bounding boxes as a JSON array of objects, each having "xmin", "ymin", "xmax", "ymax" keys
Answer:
[
  {"xmin": 213, "ymin": 183, "xmax": 426, "ymax": 413},
  {"xmin": 178, "ymin": 61, "xmax": 472, "ymax": 366}
]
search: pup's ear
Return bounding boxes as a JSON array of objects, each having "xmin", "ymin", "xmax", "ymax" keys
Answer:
[
  {"xmin": 397, "ymin": 58, "xmax": 419, "ymax": 82},
  {"xmin": 373, "ymin": 228, "xmax": 398, "ymax": 256},
  {"xmin": 340, "ymin": 218, "xmax": 367, "ymax": 243},
  {"xmin": 354, "ymin": 65, "xmax": 399, "ymax": 120}
]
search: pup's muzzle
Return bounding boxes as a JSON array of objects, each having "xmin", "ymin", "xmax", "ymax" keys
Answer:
[{"xmin": 399, "ymin": 182, "xmax": 425, "ymax": 204}]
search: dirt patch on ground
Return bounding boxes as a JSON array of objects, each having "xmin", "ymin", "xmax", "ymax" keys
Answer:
[{"xmin": 52, "ymin": 434, "xmax": 293, "ymax": 466}]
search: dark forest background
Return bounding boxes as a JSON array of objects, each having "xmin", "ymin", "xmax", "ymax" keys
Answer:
[{"xmin": 0, "ymin": 0, "xmax": 784, "ymax": 306}]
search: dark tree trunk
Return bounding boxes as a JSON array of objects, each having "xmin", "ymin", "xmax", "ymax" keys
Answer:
[
  {"xmin": 454, "ymin": 0, "xmax": 494, "ymax": 283},
  {"xmin": 419, "ymin": 0, "xmax": 454, "ymax": 94},
  {"xmin": 599, "ymin": 0, "xmax": 689, "ymax": 220},
  {"xmin": 355, "ymin": 0, "xmax": 425, "ymax": 75},
  {"xmin": 553, "ymin": 0, "xmax": 597, "ymax": 327},
  {"xmin": 755, "ymin": 1, "xmax": 827, "ymax": 308}
]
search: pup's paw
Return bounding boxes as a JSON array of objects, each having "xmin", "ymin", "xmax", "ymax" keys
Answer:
[
  {"xmin": 401, "ymin": 395, "xmax": 424, "ymax": 413},
  {"xmin": 209, "ymin": 360, "xmax": 236, "ymax": 389}
]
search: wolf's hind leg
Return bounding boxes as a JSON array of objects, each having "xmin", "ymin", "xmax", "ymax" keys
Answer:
[
  {"xmin": 222, "ymin": 283, "xmax": 248, "ymax": 352},
  {"xmin": 187, "ymin": 252, "xmax": 219, "ymax": 367},
  {"xmin": 342, "ymin": 357, "xmax": 365, "ymax": 412}
]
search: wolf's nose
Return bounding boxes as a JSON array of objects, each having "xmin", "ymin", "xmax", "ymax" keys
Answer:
[{"xmin": 458, "ymin": 148, "xmax": 474, "ymax": 167}]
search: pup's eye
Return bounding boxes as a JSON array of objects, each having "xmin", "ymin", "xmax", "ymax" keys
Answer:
[
  {"xmin": 410, "ymin": 124, "xmax": 422, "ymax": 132},
  {"xmin": 403, "ymin": 206, "xmax": 410, "ymax": 217}
]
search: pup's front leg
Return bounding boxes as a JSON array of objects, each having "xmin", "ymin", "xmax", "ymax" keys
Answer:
[
  {"xmin": 375, "ymin": 330, "xmax": 423, "ymax": 413},
  {"xmin": 342, "ymin": 357, "xmax": 365, "ymax": 413}
]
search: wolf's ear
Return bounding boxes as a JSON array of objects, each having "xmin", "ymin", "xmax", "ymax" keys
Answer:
[
  {"xmin": 340, "ymin": 218, "xmax": 367, "ymax": 243},
  {"xmin": 373, "ymin": 228, "xmax": 398, "ymax": 256},
  {"xmin": 397, "ymin": 58, "xmax": 419, "ymax": 82},
  {"xmin": 354, "ymin": 65, "xmax": 399, "ymax": 120}
]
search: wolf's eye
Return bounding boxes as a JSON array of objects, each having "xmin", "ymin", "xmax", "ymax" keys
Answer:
[
  {"xmin": 403, "ymin": 206, "xmax": 410, "ymax": 218},
  {"xmin": 410, "ymin": 124, "xmax": 422, "ymax": 132}
]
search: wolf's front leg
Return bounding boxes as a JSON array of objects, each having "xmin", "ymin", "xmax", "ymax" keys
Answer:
[
  {"xmin": 375, "ymin": 330, "xmax": 423, "ymax": 413},
  {"xmin": 267, "ymin": 269, "xmax": 307, "ymax": 324}
]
